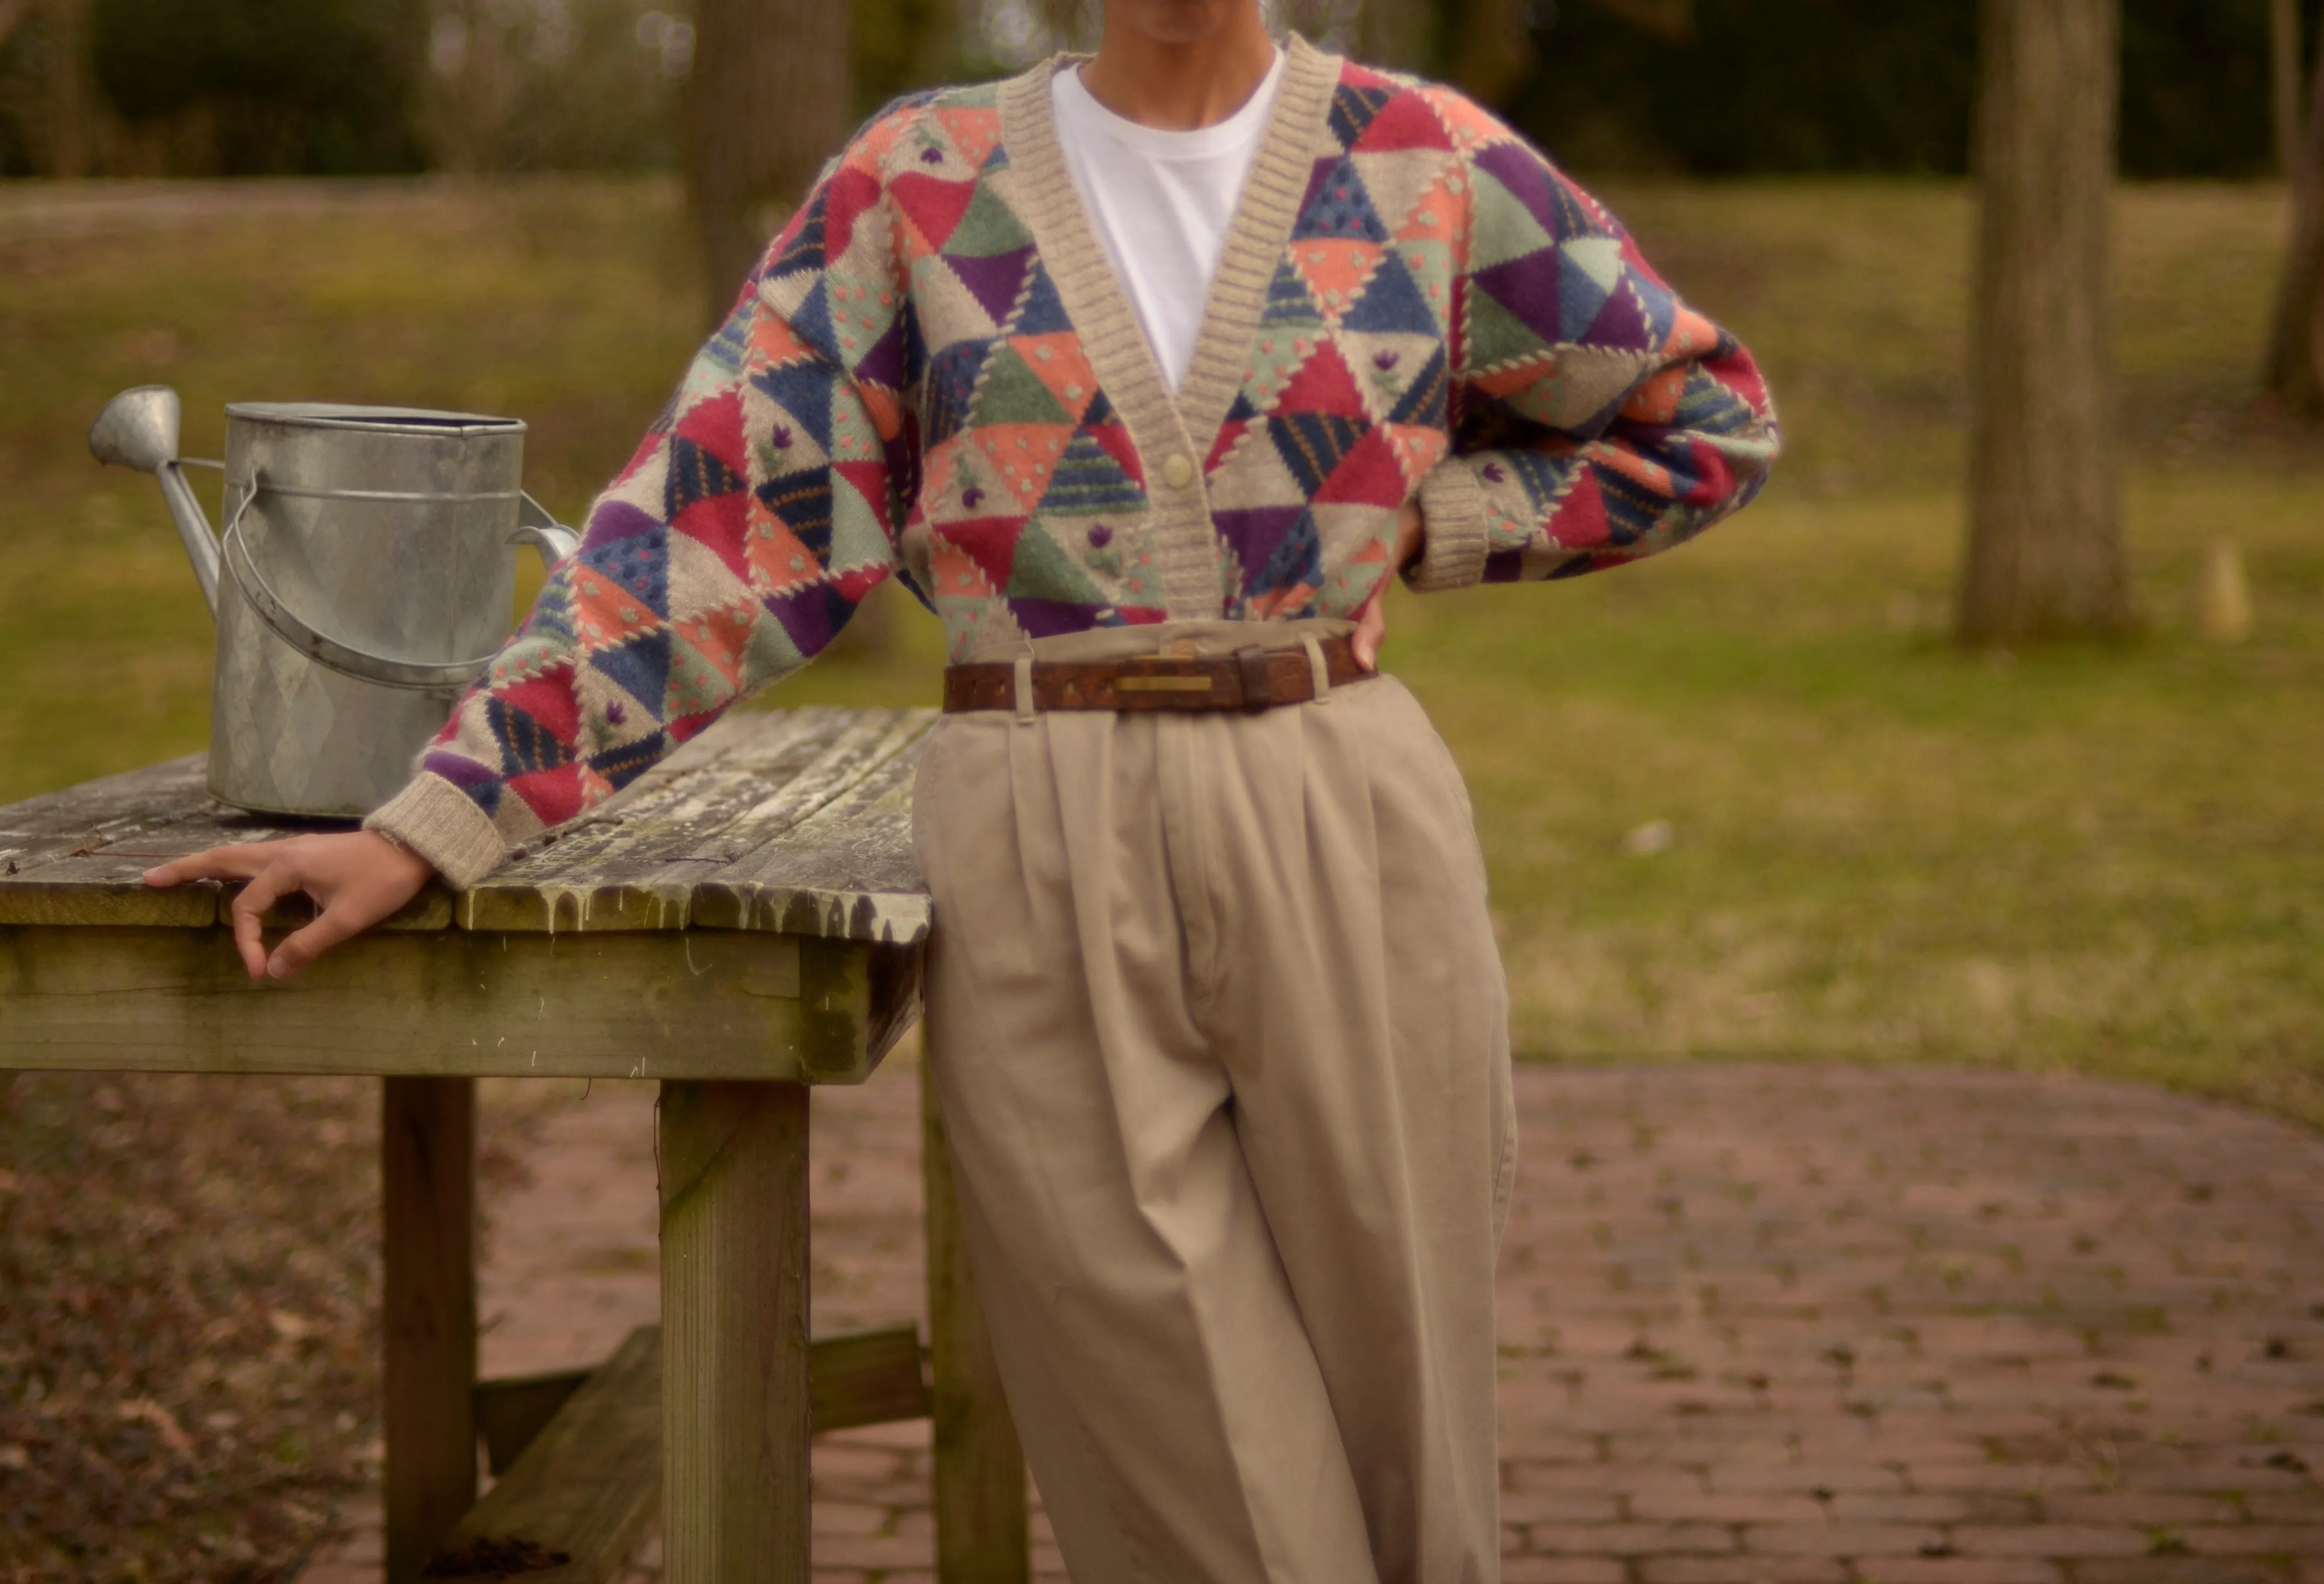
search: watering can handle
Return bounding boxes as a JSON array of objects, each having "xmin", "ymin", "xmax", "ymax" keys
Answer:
[
  {"xmin": 511, "ymin": 492, "xmax": 582, "ymax": 566},
  {"xmin": 219, "ymin": 477, "xmax": 579, "ymax": 695}
]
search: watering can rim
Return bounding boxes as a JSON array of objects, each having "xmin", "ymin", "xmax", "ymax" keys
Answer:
[{"xmin": 224, "ymin": 401, "xmax": 526, "ymax": 438}]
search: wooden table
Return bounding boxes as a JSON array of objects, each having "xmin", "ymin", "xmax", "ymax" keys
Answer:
[{"xmin": 0, "ymin": 708, "xmax": 1028, "ymax": 1584}]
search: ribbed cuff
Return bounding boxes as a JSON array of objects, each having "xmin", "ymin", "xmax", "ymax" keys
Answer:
[
  {"xmin": 1404, "ymin": 460, "xmax": 1493, "ymax": 592},
  {"xmin": 364, "ymin": 772, "xmax": 507, "ymax": 890}
]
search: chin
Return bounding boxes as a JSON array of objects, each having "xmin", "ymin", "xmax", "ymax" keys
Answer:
[{"xmin": 1112, "ymin": 0, "xmax": 1254, "ymax": 45}]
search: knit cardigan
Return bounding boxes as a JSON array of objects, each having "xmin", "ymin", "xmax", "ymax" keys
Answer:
[{"xmin": 369, "ymin": 37, "xmax": 1780, "ymax": 887}]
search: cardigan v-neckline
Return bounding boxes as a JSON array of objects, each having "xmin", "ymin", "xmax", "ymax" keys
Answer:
[{"xmin": 996, "ymin": 35, "xmax": 1340, "ymax": 619}]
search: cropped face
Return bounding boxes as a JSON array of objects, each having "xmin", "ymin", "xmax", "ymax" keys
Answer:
[{"xmin": 1103, "ymin": 0, "xmax": 1262, "ymax": 46}]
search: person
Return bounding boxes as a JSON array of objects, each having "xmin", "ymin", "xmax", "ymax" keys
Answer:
[{"xmin": 148, "ymin": 2, "xmax": 1777, "ymax": 1577}]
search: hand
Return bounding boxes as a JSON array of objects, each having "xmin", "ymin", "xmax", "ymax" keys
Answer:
[
  {"xmin": 1352, "ymin": 500, "xmax": 1427, "ymax": 671},
  {"xmin": 144, "ymin": 831, "xmax": 436, "ymax": 981}
]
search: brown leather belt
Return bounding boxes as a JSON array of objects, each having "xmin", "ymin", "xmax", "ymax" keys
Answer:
[{"xmin": 943, "ymin": 634, "xmax": 1376, "ymax": 713}]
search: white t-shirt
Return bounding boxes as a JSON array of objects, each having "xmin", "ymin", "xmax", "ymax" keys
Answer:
[{"xmin": 1050, "ymin": 50, "xmax": 1287, "ymax": 391}]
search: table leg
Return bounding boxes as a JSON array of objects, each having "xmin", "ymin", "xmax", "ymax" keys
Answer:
[
  {"xmin": 382, "ymin": 1075, "xmax": 477, "ymax": 1584},
  {"xmin": 659, "ymin": 1079, "xmax": 810, "ymax": 1582},
  {"xmin": 922, "ymin": 1055, "xmax": 1030, "ymax": 1584}
]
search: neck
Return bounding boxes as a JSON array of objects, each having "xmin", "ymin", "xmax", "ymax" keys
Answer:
[{"xmin": 1079, "ymin": 6, "xmax": 1277, "ymax": 131}]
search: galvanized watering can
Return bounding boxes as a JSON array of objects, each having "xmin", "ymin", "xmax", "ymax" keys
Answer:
[{"xmin": 89, "ymin": 386, "xmax": 578, "ymax": 819}]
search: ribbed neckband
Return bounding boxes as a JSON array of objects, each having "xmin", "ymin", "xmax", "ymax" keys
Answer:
[{"xmin": 997, "ymin": 33, "xmax": 1340, "ymax": 619}]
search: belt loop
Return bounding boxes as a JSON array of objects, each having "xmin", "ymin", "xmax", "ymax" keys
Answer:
[
  {"xmin": 1012, "ymin": 654, "xmax": 1036, "ymax": 725},
  {"xmin": 1301, "ymin": 633, "xmax": 1331, "ymax": 703}
]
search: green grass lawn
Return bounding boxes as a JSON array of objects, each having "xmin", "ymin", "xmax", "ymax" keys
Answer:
[{"xmin": 3, "ymin": 175, "xmax": 2317, "ymax": 1123}]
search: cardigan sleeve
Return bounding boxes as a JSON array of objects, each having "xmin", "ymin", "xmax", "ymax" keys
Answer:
[
  {"xmin": 365, "ymin": 124, "xmax": 917, "ymax": 886},
  {"xmin": 1403, "ymin": 122, "xmax": 1779, "ymax": 593}
]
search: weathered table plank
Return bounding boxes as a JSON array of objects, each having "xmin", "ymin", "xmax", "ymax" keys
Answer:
[
  {"xmin": 0, "ymin": 926, "xmax": 842, "ymax": 1081},
  {"xmin": 458, "ymin": 709, "xmax": 931, "ymax": 937},
  {"xmin": 439, "ymin": 1324, "xmax": 663, "ymax": 1584},
  {"xmin": 0, "ymin": 709, "xmax": 939, "ymax": 944},
  {"xmin": 0, "ymin": 707, "xmax": 1028, "ymax": 1584}
]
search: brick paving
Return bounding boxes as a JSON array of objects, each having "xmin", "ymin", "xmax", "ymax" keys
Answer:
[{"xmin": 300, "ymin": 1056, "xmax": 2324, "ymax": 1583}]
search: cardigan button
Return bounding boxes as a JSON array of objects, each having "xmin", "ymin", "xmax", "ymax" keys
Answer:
[{"xmin": 1161, "ymin": 454, "xmax": 1195, "ymax": 491}]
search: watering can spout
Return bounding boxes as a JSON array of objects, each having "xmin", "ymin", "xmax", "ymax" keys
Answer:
[{"xmin": 90, "ymin": 385, "xmax": 221, "ymax": 617}]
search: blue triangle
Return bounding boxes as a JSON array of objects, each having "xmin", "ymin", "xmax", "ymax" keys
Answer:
[
  {"xmin": 750, "ymin": 357, "xmax": 839, "ymax": 454},
  {"xmin": 1011, "ymin": 263, "xmax": 1073, "ymax": 335},
  {"xmin": 1556, "ymin": 249, "xmax": 1617, "ymax": 343},
  {"xmin": 925, "ymin": 338, "xmax": 994, "ymax": 446},
  {"xmin": 1037, "ymin": 429, "xmax": 1147, "ymax": 517},
  {"xmin": 1261, "ymin": 260, "xmax": 1324, "ymax": 328},
  {"xmin": 757, "ymin": 472, "xmax": 835, "ymax": 558},
  {"xmin": 791, "ymin": 278, "xmax": 843, "ymax": 364},
  {"xmin": 1328, "ymin": 85, "xmax": 1393, "ymax": 149},
  {"xmin": 1341, "ymin": 248, "xmax": 1437, "ymax": 335},
  {"xmin": 1294, "ymin": 157, "xmax": 1388, "ymax": 243},
  {"xmin": 767, "ymin": 186, "xmax": 828, "ymax": 279},
  {"xmin": 488, "ymin": 697, "xmax": 578, "ymax": 775},
  {"xmin": 1251, "ymin": 507, "xmax": 1322, "ymax": 595},
  {"xmin": 577, "ymin": 526, "xmax": 668, "ymax": 618},
  {"xmin": 664, "ymin": 435, "xmax": 745, "ymax": 521},
  {"xmin": 589, "ymin": 729, "xmax": 670, "ymax": 792},
  {"xmin": 590, "ymin": 632, "xmax": 672, "ymax": 719}
]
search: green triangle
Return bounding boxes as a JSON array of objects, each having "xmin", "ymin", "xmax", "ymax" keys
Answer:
[
  {"xmin": 1465, "ymin": 289, "xmax": 1548, "ymax": 371},
  {"xmin": 740, "ymin": 614, "xmax": 806, "ymax": 690},
  {"xmin": 945, "ymin": 184, "xmax": 1034, "ymax": 258},
  {"xmin": 1004, "ymin": 520, "xmax": 1110, "ymax": 603},
  {"xmin": 666, "ymin": 633, "xmax": 734, "ymax": 717},
  {"xmin": 1469, "ymin": 166, "xmax": 1560, "ymax": 271},
  {"xmin": 974, "ymin": 344, "xmax": 1072, "ymax": 425}
]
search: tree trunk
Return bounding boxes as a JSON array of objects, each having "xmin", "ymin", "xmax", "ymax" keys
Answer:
[
  {"xmin": 1958, "ymin": 0, "xmax": 2136, "ymax": 647},
  {"xmin": 2262, "ymin": 6, "xmax": 2324, "ymax": 419},
  {"xmin": 1441, "ymin": 0, "xmax": 1537, "ymax": 106},
  {"xmin": 681, "ymin": 0, "xmax": 851, "ymax": 325},
  {"xmin": 2271, "ymin": 0, "xmax": 2304, "ymax": 177},
  {"xmin": 39, "ymin": 0, "xmax": 91, "ymax": 177},
  {"xmin": 1357, "ymin": 0, "xmax": 1431, "ymax": 70}
]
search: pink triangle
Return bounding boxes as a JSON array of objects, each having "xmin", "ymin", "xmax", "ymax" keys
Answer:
[
  {"xmin": 1274, "ymin": 339, "xmax": 1370, "ymax": 420},
  {"xmin": 892, "ymin": 171, "xmax": 976, "ymax": 252},
  {"xmin": 938, "ymin": 515, "xmax": 1027, "ymax": 590},
  {"xmin": 1356, "ymin": 92, "xmax": 1455, "ymax": 154}
]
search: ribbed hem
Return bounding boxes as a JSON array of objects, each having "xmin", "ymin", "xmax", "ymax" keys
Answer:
[
  {"xmin": 1407, "ymin": 461, "xmax": 1493, "ymax": 592},
  {"xmin": 364, "ymin": 772, "xmax": 507, "ymax": 890}
]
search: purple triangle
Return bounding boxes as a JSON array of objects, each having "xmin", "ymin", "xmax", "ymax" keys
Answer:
[
  {"xmin": 1007, "ymin": 597, "xmax": 1108, "ymax": 638},
  {"xmin": 765, "ymin": 581, "xmax": 851, "ymax": 660},
  {"xmin": 855, "ymin": 316, "xmax": 907, "ymax": 390},
  {"xmin": 1474, "ymin": 142, "xmax": 1561, "ymax": 226},
  {"xmin": 946, "ymin": 247, "xmax": 1034, "ymax": 327},
  {"xmin": 1583, "ymin": 280, "xmax": 1654, "ymax": 353},
  {"xmin": 1211, "ymin": 507, "xmax": 1305, "ymax": 585},
  {"xmin": 1473, "ymin": 249, "xmax": 1567, "ymax": 346}
]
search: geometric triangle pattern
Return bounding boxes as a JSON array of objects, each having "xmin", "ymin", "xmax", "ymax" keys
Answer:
[{"xmin": 413, "ymin": 52, "xmax": 1778, "ymax": 855}]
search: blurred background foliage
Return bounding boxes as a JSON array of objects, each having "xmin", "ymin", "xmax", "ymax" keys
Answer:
[{"xmin": 0, "ymin": 0, "xmax": 2301, "ymax": 180}]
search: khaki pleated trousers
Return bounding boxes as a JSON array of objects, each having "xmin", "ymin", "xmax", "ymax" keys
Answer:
[{"xmin": 913, "ymin": 620, "xmax": 1516, "ymax": 1584}]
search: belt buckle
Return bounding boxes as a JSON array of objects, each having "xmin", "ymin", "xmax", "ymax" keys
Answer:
[
  {"xmin": 1114, "ymin": 647, "xmax": 1214, "ymax": 699},
  {"xmin": 1235, "ymin": 647, "xmax": 1271, "ymax": 711}
]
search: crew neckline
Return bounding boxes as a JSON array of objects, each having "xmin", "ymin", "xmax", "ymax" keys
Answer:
[{"xmin": 1053, "ymin": 47, "xmax": 1286, "ymax": 159}]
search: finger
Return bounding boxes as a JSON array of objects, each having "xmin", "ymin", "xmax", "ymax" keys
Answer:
[
  {"xmin": 1352, "ymin": 602, "xmax": 1385, "ymax": 672},
  {"xmin": 228, "ymin": 862, "xmax": 303, "ymax": 980},
  {"xmin": 145, "ymin": 843, "xmax": 278, "ymax": 888},
  {"xmin": 266, "ymin": 896, "xmax": 374, "ymax": 980}
]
